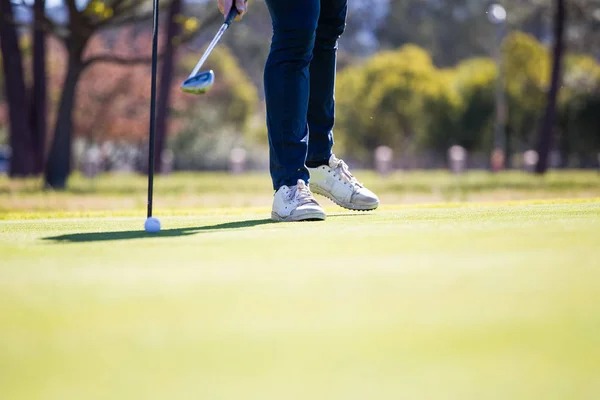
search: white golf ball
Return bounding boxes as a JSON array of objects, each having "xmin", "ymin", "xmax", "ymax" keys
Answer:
[{"xmin": 144, "ymin": 217, "xmax": 161, "ymax": 233}]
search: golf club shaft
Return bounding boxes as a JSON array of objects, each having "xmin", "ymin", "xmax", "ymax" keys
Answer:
[
  {"xmin": 147, "ymin": 0, "xmax": 160, "ymax": 218},
  {"xmin": 187, "ymin": 8, "xmax": 238, "ymax": 79}
]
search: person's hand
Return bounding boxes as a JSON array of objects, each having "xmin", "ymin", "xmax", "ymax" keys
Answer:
[{"xmin": 218, "ymin": 0, "xmax": 247, "ymax": 21}]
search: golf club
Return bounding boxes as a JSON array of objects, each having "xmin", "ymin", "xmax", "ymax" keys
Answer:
[
  {"xmin": 146, "ymin": 0, "xmax": 160, "ymax": 223},
  {"xmin": 180, "ymin": 6, "xmax": 239, "ymax": 95}
]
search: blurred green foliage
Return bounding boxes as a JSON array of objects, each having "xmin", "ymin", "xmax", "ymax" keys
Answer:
[
  {"xmin": 447, "ymin": 58, "xmax": 496, "ymax": 152},
  {"xmin": 336, "ymin": 45, "xmax": 457, "ymax": 162},
  {"xmin": 335, "ymin": 32, "xmax": 600, "ymax": 166},
  {"xmin": 502, "ymin": 32, "xmax": 549, "ymax": 152},
  {"xmin": 558, "ymin": 54, "xmax": 600, "ymax": 159}
]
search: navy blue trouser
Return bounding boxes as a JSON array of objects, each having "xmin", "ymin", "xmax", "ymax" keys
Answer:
[{"xmin": 264, "ymin": 0, "xmax": 348, "ymax": 190}]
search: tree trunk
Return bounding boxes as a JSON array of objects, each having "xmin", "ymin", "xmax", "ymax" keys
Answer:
[
  {"xmin": 558, "ymin": 100, "xmax": 570, "ymax": 168},
  {"xmin": 0, "ymin": 0, "xmax": 35, "ymax": 176},
  {"xmin": 504, "ymin": 125, "xmax": 512, "ymax": 169},
  {"xmin": 44, "ymin": 57, "xmax": 83, "ymax": 189},
  {"xmin": 31, "ymin": 0, "xmax": 47, "ymax": 174},
  {"xmin": 153, "ymin": 0, "xmax": 182, "ymax": 173},
  {"xmin": 535, "ymin": 0, "xmax": 565, "ymax": 174}
]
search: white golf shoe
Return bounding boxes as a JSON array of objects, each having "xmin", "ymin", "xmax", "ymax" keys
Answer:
[
  {"xmin": 271, "ymin": 179, "xmax": 326, "ymax": 222},
  {"xmin": 308, "ymin": 155, "xmax": 379, "ymax": 211}
]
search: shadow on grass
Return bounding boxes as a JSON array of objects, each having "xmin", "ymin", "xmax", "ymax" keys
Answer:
[{"xmin": 43, "ymin": 219, "xmax": 274, "ymax": 243}]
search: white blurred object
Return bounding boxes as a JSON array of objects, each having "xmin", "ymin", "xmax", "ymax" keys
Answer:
[
  {"xmin": 374, "ymin": 146, "xmax": 393, "ymax": 176},
  {"xmin": 488, "ymin": 4, "xmax": 507, "ymax": 24},
  {"xmin": 448, "ymin": 145, "xmax": 467, "ymax": 174},
  {"xmin": 523, "ymin": 150, "xmax": 539, "ymax": 172},
  {"xmin": 82, "ymin": 146, "xmax": 102, "ymax": 178},
  {"xmin": 101, "ymin": 141, "xmax": 114, "ymax": 158},
  {"xmin": 229, "ymin": 147, "xmax": 247, "ymax": 175},
  {"xmin": 161, "ymin": 149, "xmax": 174, "ymax": 175}
]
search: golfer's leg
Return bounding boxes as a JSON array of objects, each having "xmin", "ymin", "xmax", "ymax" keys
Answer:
[
  {"xmin": 264, "ymin": 0, "xmax": 320, "ymax": 190},
  {"xmin": 306, "ymin": 0, "xmax": 348, "ymax": 166}
]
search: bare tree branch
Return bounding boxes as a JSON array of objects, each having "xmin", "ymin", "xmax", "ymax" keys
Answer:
[
  {"xmin": 97, "ymin": 10, "xmax": 156, "ymax": 30},
  {"xmin": 82, "ymin": 22, "xmax": 207, "ymax": 69},
  {"xmin": 110, "ymin": 0, "xmax": 152, "ymax": 15},
  {"xmin": 82, "ymin": 52, "xmax": 162, "ymax": 68},
  {"xmin": 0, "ymin": 4, "xmax": 66, "ymax": 38},
  {"xmin": 94, "ymin": 0, "xmax": 158, "ymax": 28}
]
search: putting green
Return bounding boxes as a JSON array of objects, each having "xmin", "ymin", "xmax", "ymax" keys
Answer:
[{"xmin": 1, "ymin": 201, "xmax": 599, "ymax": 399}]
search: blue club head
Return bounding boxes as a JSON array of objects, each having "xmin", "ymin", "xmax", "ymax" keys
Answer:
[{"xmin": 181, "ymin": 70, "xmax": 215, "ymax": 95}]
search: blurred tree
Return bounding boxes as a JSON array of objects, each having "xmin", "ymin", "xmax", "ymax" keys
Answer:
[
  {"xmin": 333, "ymin": 23, "xmax": 600, "ymax": 168},
  {"xmin": 502, "ymin": 32, "xmax": 550, "ymax": 153},
  {"xmin": 335, "ymin": 45, "xmax": 459, "ymax": 163},
  {"xmin": 169, "ymin": 0, "xmax": 600, "ymax": 104},
  {"xmin": 557, "ymin": 55, "xmax": 600, "ymax": 166},
  {"xmin": 67, "ymin": 34, "xmax": 158, "ymax": 144},
  {"xmin": 154, "ymin": 0, "xmax": 181, "ymax": 173},
  {"xmin": 504, "ymin": 0, "xmax": 599, "ymax": 57},
  {"xmin": 535, "ymin": 0, "xmax": 565, "ymax": 174},
  {"xmin": 0, "ymin": 0, "xmax": 35, "ymax": 176},
  {"xmin": 0, "ymin": 54, "xmax": 4, "ymax": 103},
  {"xmin": 503, "ymin": 0, "xmax": 552, "ymax": 39},
  {"xmin": 31, "ymin": 0, "xmax": 47, "ymax": 174},
  {"xmin": 2, "ymin": 0, "xmax": 598, "ymax": 175},
  {"xmin": 42, "ymin": 0, "xmax": 215, "ymax": 189},
  {"xmin": 380, "ymin": 0, "xmax": 495, "ymax": 67},
  {"xmin": 43, "ymin": 31, "xmax": 198, "ymax": 146},
  {"xmin": 43, "ymin": 34, "xmax": 258, "ymax": 172},
  {"xmin": 0, "ymin": 54, "xmax": 4, "ymax": 135},
  {"xmin": 44, "ymin": 0, "xmax": 160, "ymax": 188},
  {"xmin": 568, "ymin": 0, "xmax": 600, "ymax": 57},
  {"xmin": 434, "ymin": 58, "xmax": 497, "ymax": 152}
]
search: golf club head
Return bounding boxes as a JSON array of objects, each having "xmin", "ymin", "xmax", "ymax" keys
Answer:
[{"xmin": 181, "ymin": 70, "xmax": 215, "ymax": 95}]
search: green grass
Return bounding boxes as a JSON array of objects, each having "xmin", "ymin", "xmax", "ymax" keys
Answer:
[
  {"xmin": 3, "ymin": 170, "xmax": 600, "ymax": 196},
  {"xmin": 1, "ymin": 170, "xmax": 599, "ymax": 215},
  {"xmin": 1, "ymin": 200, "xmax": 600, "ymax": 399}
]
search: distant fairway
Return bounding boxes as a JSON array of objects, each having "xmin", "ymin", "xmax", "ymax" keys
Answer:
[
  {"xmin": 1, "ymin": 199, "xmax": 599, "ymax": 399},
  {"xmin": 2, "ymin": 170, "xmax": 600, "ymax": 216}
]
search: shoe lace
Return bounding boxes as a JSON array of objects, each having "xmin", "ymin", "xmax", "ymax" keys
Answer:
[
  {"xmin": 287, "ymin": 180, "xmax": 316, "ymax": 205},
  {"xmin": 332, "ymin": 158, "xmax": 362, "ymax": 188}
]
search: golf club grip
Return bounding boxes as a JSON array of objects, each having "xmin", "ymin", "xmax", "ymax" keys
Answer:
[{"xmin": 224, "ymin": 6, "xmax": 239, "ymax": 26}]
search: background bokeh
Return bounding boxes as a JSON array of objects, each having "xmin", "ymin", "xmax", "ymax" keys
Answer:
[{"xmin": 1, "ymin": 0, "xmax": 599, "ymax": 190}]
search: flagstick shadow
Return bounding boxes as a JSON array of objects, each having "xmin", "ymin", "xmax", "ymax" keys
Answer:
[{"xmin": 42, "ymin": 219, "xmax": 274, "ymax": 243}]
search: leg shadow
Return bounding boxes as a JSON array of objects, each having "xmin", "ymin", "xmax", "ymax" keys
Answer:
[{"xmin": 43, "ymin": 218, "xmax": 274, "ymax": 243}]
